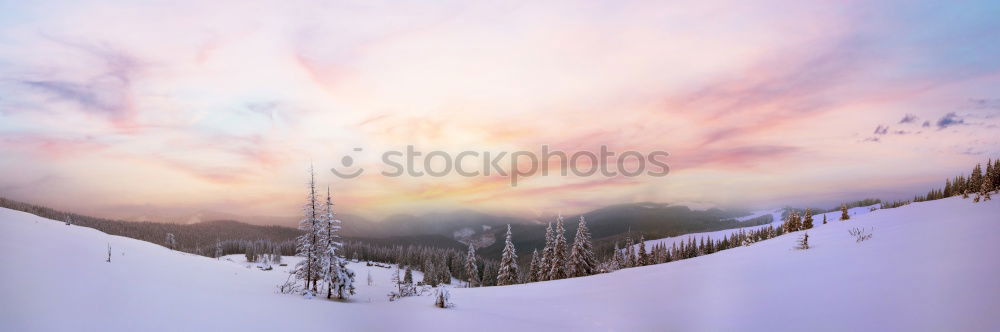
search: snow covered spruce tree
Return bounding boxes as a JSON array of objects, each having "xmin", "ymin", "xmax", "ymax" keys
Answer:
[
  {"xmin": 784, "ymin": 211, "xmax": 800, "ymax": 233},
  {"xmin": 496, "ymin": 224, "xmax": 519, "ymax": 286},
  {"xmin": 975, "ymin": 173, "xmax": 992, "ymax": 202},
  {"xmin": 840, "ymin": 203, "xmax": 850, "ymax": 220},
  {"xmin": 567, "ymin": 216, "xmax": 595, "ymax": 277},
  {"xmin": 292, "ymin": 166, "xmax": 324, "ymax": 295},
  {"xmin": 320, "ymin": 186, "xmax": 354, "ymax": 299},
  {"xmin": 548, "ymin": 215, "xmax": 569, "ymax": 280},
  {"xmin": 802, "ymin": 209, "xmax": 814, "ymax": 230},
  {"xmin": 539, "ymin": 222, "xmax": 555, "ymax": 281},
  {"xmin": 624, "ymin": 232, "xmax": 637, "ymax": 268},
  {"xmin": 464, "ymin": 243, "xmax": 479, "ymax": 287},
  {"xmin": 165, "ymin": 233, "xmax": 176, "ymax": 250},
  {"xmin": 528, "ymin": 249, "xmax": 541, "ymax": 282},
  {"xmin": 637, "ymin": 235, "xmax": 649, "ymax": 266},
  {"xmin": 214, "ymin": 239, "xmax": 222, "ymax": 259},
  {"xmin": 422, "ymin": 258, "xmax": 438, "ymax": 287},
  {"xmin": 610, "ymin": 242, "xmax": 623, "ymax": 271}
]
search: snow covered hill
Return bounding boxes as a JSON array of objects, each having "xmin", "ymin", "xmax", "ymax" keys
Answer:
[
  {"xmin": 2, "ymin": 197, "xmax": 998, "ymax": 331},
  {"xmin": 633, "ymin": 204, "xmax": 880, "ymax": 251}
]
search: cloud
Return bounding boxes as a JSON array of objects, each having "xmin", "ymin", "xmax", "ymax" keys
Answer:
[
  {"xmin": 936, "ymin": 112, "xmax": 965, "ymax": 129},
  {"xmin": 898, "ymin": 114, "xmax": 918, "ymax": 124},
  {"xmin": 17, "ymin": 37, "xmax": 144, "ymax": 131},
  {"xmin": 873, "ymin": 125, "xmax": 889, "ymax": 135},
  {"xmin": 968, "ymin": 98, "xmax": 1000, "ymax": 110}
]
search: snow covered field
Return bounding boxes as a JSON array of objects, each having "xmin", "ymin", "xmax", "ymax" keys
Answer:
[
  {"xmin": 633, "ymin": 204, "xmax": 880, "ymax": 251},
  {"xmin": 2, "ymin": 197, "xmax": 998, "ymax": 331}
]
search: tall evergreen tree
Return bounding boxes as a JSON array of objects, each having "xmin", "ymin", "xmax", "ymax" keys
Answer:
[
  {"xmin": 970, "ymin": 163, "xmax": 983, "ymax": 192},
  {"xmin": 993, "ymin": 159, "xmax": 1000, "ymax": 190},
  {"xmin": 567, "ymin": 216, "xmax": 595, "ymax": 277},
  {"xmin": 320, "ymin": 186, "xmax": 354, "ymax": 299},
  {"xmin": 464, "ymin": 243, "xmax": 479, "ymax": 287},
  {"xmin": 496, "ymin": 225, "xmax": 519, "ymax": 286},
  {"xmin": 548, "ymin": 216, "xmax": 569, "ymax": 280},
  {"xmin": 293, "ymin": 166, "xmax": 323, "ymax": 294},
  {"xmin": 976, "ymin": 172, "xmax": 992, "ymax": 202},
  {"xmin": 481, "ymin": 261, "xmax": 497, "ymax": 287},
  {"xmin": 528, "ymin": 249, "xmax": 541, "ymax": 282},
  {"xmin": 624, "ymin": 232, "xmax": 636, "ymax": 268},
  {"xmin": 165, "ymin": 233, "xmax": 176, "ymax": 250},
  {"xmin": 822, "ymin": 214, "xmax": 827, "ymax": 225},
  {"xmin": 840, "ymin": 203, "xmax": 850, "ymax": 221},
  {"xmin": 539, "ymin": 222, "xmax": 555, "ymax": 281},
  {"xmin": 214, "ymin": 239, "xmax": 222, "ymax": 259},
  {"xmin": 802, "ymin": 209, "xmax": 814, "ymax": 229},
  {"xmin": 422, "ymin": 258, "xmax": 438, "ymax": 287},
  {"xmin": 784, "ymin": 211, "xmax": 800, "ymax": 233},
  {"xmin": 637, "ymin": 235, "xmax": 649, "ymax": 266},
  {"xmin": 611, "ymin": 242, "xmax": 623, "ymax": 271}
]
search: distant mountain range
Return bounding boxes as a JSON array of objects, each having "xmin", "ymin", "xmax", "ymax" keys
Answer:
[{"xmin": 1, "ymin": 196, "xmax": 774, "ymax": 260}]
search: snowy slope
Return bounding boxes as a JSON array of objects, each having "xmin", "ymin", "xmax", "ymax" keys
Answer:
[
  {"xmin": 2, "ymin": 197, "xmax": 998, "ymax": 331},
  {"xmin": 634, "ymin": 204, "xmax": 879, "ymax": 252}
]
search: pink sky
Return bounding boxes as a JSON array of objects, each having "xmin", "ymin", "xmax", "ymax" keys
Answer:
[{"xmin": 1, "ymin": 0, "xmax": 998, "ymax": 222}]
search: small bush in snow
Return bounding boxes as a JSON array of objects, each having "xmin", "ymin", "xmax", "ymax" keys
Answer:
[
  {"xmin": 848, "ymin": 227, "xmax": 873, "ymax": 243},
  {"xmin": 434, "ymin": 287, "xmax": 453, "ymax": 308},
  {"xmin": 278, "ymin": 273, "xmax": 303, "ymax": 295}
]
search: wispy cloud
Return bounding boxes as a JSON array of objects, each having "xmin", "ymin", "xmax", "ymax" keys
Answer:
[{"xmin": 936, "ymin": 112, "xmax": 965, "ymax": 129}]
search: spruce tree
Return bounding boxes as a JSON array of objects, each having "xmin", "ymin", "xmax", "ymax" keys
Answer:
[
  {"xmin": 404, "ymin": 267, "xmax": 413, "ymax": 285},
  {"xmin": 464, "ymin": 243, "xmax": 479, "ymax": 287},
  {"xmin": 214, "ymin": 239, "xmax": 223, "ymax": 258},
  {"xmin": 528, "ymin": 249, "xmax": 541, "ymax": 282},
  {"xmin": 822, "ymin": 214, "xmax": 827, "ymax": 225},
  {"xmin": 293, "ymin": 166, "xmax": 324, "ymax": 294},
  {"xmin": 970, "ymin": 163, "xmax": 983, "ymax": 191},
  {"xmin": 436, "ymin": 257, "xmax": 451, "ymax": 285},
  {"xmin": 784, "ymin": 211, "xmax": 800, "ymax": 233},
  {"xmin": 993, "ymin": 159, "xmax": 1000, "ymax": 190},
  {"xmin": 481, "ymin": 262, "xmax": 497, "ymax": 287},
  {"xmin": 976, "ymin": 173, "xmax": 992, "ymax": 202},
  {"xmin": 165, "ymin": 233, "xmax": 176, "ymax": 250},
  {"xmin": 802, "ymin": 209, "xmax": 814, "ymax": 229},
  {"xmin": 319, "ymin": 186, "xmax": 354, "ymax": 299},
  {"xmin": 539, "ymin": 222, "xmax": 555, "ymax": 281},
  {"xmin": 840, "ymin": 204, "xmax": 850, "ymax": 221},
  {"xmin": 624, "ymin": 233, "xmax": 636, "ymax": 268},
  {"xmin": 637, "ymin": 236, "xmax": 649, "ymax": 266},
  {"xmin": 548, "ymin": 216, "xmax": 569, "ymax": 280},
  {"xmin": 567, "ymin": 216, "xmax": 595, "ymax": 277},
  {"xmin": 611, "ymin": 242, "xmax": 623, "ymax": 271},
  {"xmin": 422, "ymin": 258, "xmax": 438, "ymax": 287},
  {"xmin": 496, "ymin": 225, "xmax": 519, "ymax": 286}
]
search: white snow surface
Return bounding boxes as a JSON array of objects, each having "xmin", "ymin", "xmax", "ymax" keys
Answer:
[
  {"xmin": 635, "ymin": 204, "xmax": 880, "ymax": 251},
  {"xmin": 2, "ymin": 197, "xmax": 998, "ymax": 331}
]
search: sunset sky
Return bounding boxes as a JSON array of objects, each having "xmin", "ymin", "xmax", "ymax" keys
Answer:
[{"xmin": 1, "ymin": 0, "xmax": 999, "ymax": 222}]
